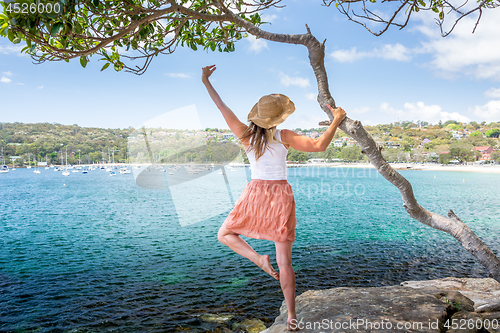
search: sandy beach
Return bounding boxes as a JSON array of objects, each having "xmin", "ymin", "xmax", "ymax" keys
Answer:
[{"xmin": 288, "ymin": 162, "xmax": 500, "ymax": 174}]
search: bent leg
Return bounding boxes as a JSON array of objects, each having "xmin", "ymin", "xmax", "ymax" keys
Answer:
[
  {"xmin": 275, "ymin": 240, "xmax": 296, "ymax": 329},
  {"xmin": 218, "ymin": 225, "xmax": 279, "ymax": 280}
]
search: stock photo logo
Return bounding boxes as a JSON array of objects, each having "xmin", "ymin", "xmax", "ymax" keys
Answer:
[{"xmin": 127, "ymin": 105, "xmax": 249, "ymax": 227}]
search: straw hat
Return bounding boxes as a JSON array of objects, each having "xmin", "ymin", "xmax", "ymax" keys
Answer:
[{"xmin": 247, "ymin": 94, "xmax": 295, "ymax": 129}]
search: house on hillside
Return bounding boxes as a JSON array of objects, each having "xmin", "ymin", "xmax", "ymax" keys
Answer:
[
  {"xmin": 346, "ymin": 139, "xmax": 357, "ymax": 147},
  {"xmin": 474, "ymin": 146, "xmax": 496, "ymax": 160},
  {"xmin": 307, "ymin": 158, "xmax": 326, "ymax": 163},
  {"xmin": 333, "ymin": 139, "xmax": 343, "ymax": 147},
  {"xmin": 223, "ymin": 133, "xmax": 237, "ymax": 140},
  {"xmin": 385, "ymin": 141, "xmax": 401, "ymax": 149},
  {"xmin": 452, "ymin": 130, "xmax": 468, "ymax": 140}
]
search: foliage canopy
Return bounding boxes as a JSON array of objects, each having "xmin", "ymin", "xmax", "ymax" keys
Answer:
[{"xmin": 1, "ymin": 0, "xmax": 498, "ymax": 74}]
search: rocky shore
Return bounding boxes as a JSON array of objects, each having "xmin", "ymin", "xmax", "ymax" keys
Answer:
[{"xmin": 262, "ymin": 277, "xmax": 500, "ymax": 332}]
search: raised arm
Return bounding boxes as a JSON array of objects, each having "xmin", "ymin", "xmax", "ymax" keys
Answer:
[
  {"xmin": 201, "ymin": 65, "xmax": 248, "ymax": 139},
  {"xmin": 281, "ymin": 105, "xmax": 346, "ymax": 152}
]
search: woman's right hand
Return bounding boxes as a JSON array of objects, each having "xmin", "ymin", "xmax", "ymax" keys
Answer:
[
  {"xmin": 202, "ymin": 65, "xmax": 216, "ymax": 82},
  {"xmin": 327, "ymin": 104, "xmax": 346, "ymax": 122}
]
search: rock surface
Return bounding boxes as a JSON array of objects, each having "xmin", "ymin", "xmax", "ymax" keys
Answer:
[
  {"xmin": 402, "ymin": 277, "xmax": 500, "ymax": 313},
  {"xmin": 262, "ymin": 278, "xmax": 500, "ymax": 333}
]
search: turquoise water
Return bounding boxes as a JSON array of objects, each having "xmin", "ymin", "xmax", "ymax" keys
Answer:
[{"xmin": 1, "ymin": 167, "xmax": 499, "ymax": 332}]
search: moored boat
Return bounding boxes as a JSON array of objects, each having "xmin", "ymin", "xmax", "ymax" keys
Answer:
[{"xmin": 119, "ymin": 167, "xmax": 131, "ymax": 174}]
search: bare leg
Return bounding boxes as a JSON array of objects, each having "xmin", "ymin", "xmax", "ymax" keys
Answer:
[
  {"xmin": 275, "ymin": 241, "xmax": 297, "ymax": 330},
  {"xmin": 218, "ymin": 225, "xmax": 279, "ymax": 280}
]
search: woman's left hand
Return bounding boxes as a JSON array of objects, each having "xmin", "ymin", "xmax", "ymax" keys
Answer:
[{"xmin": 202, "ymin": 65, "xmax": 216, "ymax": 82}]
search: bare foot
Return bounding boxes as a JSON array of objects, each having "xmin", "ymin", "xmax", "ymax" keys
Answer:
[
  {"xmin": 287, "ymin": 318, "xmax": 299, "ymax": 331},
  {"xmin": 258, "ymin": 255, "xmax": 279, "ymax": 280}
]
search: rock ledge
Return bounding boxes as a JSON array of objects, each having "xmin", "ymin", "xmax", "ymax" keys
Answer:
[{"xmin": 262, "ymin": 277, "xmax": 500, "ymax": 333}]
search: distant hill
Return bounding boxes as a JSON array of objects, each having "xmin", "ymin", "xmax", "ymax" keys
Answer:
[
  {"xmin": 0, "ymin": 121, "xmax": 498, "ymax": 165},
  {"xmin": 0, "ymin": 122, "xmax": 130, "ymax": 165}
]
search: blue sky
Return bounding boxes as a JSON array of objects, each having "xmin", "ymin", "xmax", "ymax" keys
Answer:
[{"xmin": 1, "ymin": 0, "xmax": 500, "ymax": 130}]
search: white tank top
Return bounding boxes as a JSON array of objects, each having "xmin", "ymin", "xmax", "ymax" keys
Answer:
[{"xmin": 245, "ymin": 129, "xmax": 288, "ymax": 180}]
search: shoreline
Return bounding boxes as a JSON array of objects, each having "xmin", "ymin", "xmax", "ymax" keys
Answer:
[
  {"xmin": 287, "ymin": 162, "xmax": 500, "ymax": 174},
  {"xmin": 6, "ymin": 162, "xmax": 500, "ymax": 174}
]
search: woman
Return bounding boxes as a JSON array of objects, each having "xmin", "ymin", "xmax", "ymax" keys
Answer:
[{"xmin": 202, "ymin": 65, "xmax": 346, "ymax": 330}]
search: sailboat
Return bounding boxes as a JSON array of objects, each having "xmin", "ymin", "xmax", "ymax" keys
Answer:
[
  {"xmin": 62, "ymin": 147, "xmax": 70, "ymax": 176},
  {"xmin": 0, "ymin": 148, "xmax": 8, "ymax": 173},
  {"xmin": 27, "ymin": 153, "xmax": 32, "ymax": 169},
  {"xmin": 34, "ymin": 159, "xmax": 41, "ymax": 174}
]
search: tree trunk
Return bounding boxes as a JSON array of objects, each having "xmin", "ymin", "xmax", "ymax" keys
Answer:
[{"xmin": 229, "ymin": 15, "xmax": 500, "ymax": 281}]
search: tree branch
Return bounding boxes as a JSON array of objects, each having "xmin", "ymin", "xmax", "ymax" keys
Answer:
[{"xmin": 323, "ymin": 0, "xmax": 500, "ymax": 37}]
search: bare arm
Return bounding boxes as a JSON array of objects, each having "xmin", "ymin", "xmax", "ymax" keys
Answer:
[
  {"xmin": 201, "ymin": 65, "xmax": 248, "ymax": 139},
  {"xmin": 281, "ymin": 105, "xmax": 346, "ymax": 152}
]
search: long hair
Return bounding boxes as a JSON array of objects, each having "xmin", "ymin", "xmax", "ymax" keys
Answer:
[{"xmin": 240, "ymin": 121, "xmax": 285, "ymax": 161}]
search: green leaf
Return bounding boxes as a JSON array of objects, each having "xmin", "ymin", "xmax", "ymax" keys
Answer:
[
  {"xmin": 100, "ymin": 62, "xmax": 110, "ymax": 71},
  {"xmin": 51, "ymin": 22, "xmax": 64, "ymax": 37},
  {"xmin": 12, "ymin": 37, "xmax": 22, "ymax": 44},
  {"xmin": 439, "ymin": 11, "xmax": 444, "ymax": 19},
  {"xmin": 80, "ymin": 56, "xmax": 88, "ymax": 68},
  {"xmin": 0, "ymin": 22, "xmax": 8, "ymax": 36},
  {"xmin": 7, "ymin": 29, "xmax": 15, "ymax": 42},
  {"xmin": 74, "ymin": 21, "xmax": 82, "ymax": 34}
]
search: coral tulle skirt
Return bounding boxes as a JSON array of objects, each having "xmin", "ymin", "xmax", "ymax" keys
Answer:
[{"xmin": 223, "ymin": 179, "xmax": 296, "ymax": 242}]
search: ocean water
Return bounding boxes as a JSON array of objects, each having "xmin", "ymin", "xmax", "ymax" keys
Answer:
[{"xmin": 1, "ymin": 167, "xmax": 499, "ymax": 332}]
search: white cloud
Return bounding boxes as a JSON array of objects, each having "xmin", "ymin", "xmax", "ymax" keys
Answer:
[
  {"xmin": 2, "ymin": 71, "xmax": 12, "ymax": 76},
  {"xmin": 246, "ymin": 35, "xmax": 268, "ymax": 53},
  {"xmin": 305, "ymin": 93, "xmax": 316, "ymax": 101},
  {"xmin": 331, "ymin": 47, "xmax": 365, "ymax": 63},
  {"xmin": 0, "ymin": 45, "xmax": 24, "ymax": 55},
  {"xmin": 470, "ymin": 100, "xmax": 500, "ymax": 122},
  {"xmin": 279, "ymin": 72, "xmax": 310, "ymax": 88},
  {"xmin": 330, "ymin": 43, "xmax": 411, "ymax": 63},
  {"xmin": 485, "ymin": 87, "xmax": 500, "ymax": 99},
  {"xmin": 416, "ymin": 10, "xmax": 500, "ymax": 80},
  {"xmin": 166, "ymin": 73, "xmax": 191, "ymax": 78},
  {"xmin": 350, "ymin": 106, "xmax": 371, "ymax": 115},
  {"xmin": 380, "ymin": 101, "xmax": 470, "ymax": 123},
  {"xmin": 330, "ymin": 11, "xmax": 500, "ymax": 80},
  {"xmin": 261, "ymin": 14, "xmax": 278, "ymax": 23},
  {"xmin": 37, "ymin": 86, "xmax": 44, "ymax": 89},
  {"xmin": 1, "ymin": 76, "xmax": 11, "ymax": 83},
  {"xmin": 378, "ymin": 44, "xmax": 412, "ymax": 61}
]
